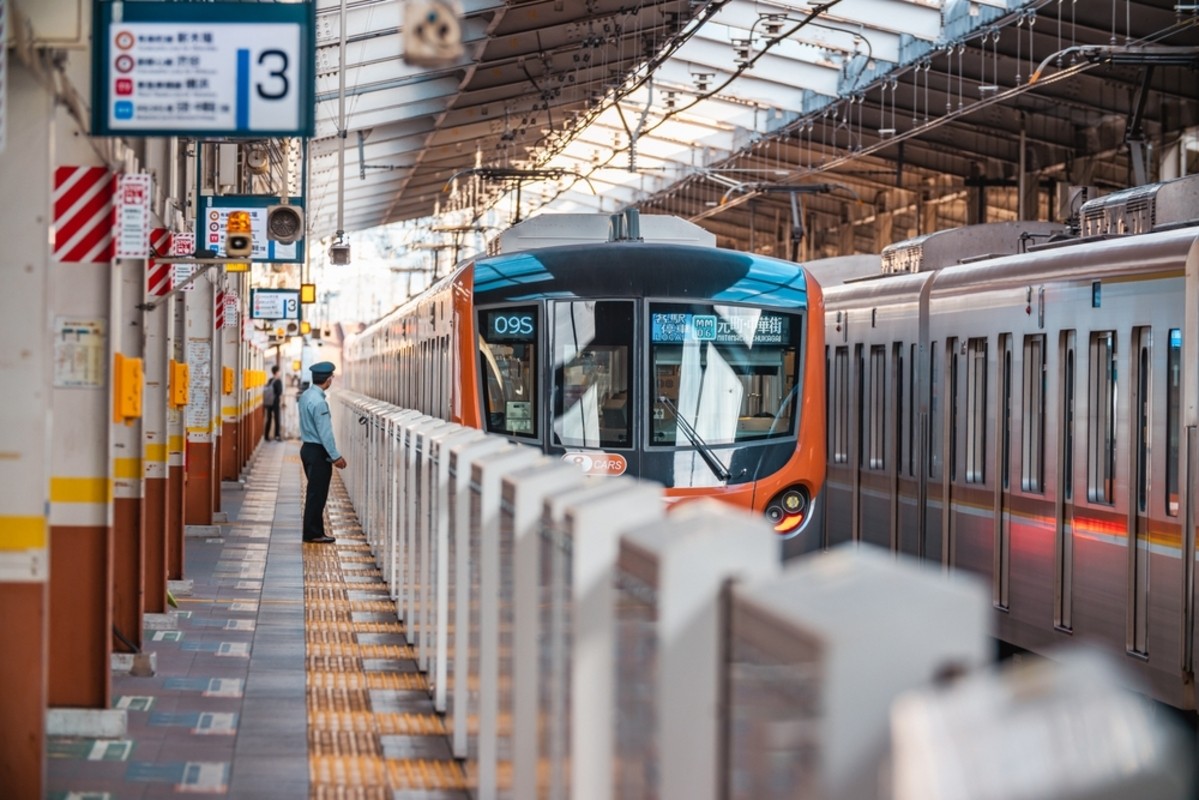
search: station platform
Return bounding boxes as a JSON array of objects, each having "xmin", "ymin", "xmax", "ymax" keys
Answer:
[{"xmin": 46, "ymin": 441, "xmax": 467, "ymax": 799}]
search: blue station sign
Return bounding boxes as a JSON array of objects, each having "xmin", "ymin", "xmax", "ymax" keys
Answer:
[{"xmin": 91, "ymin": 1, "xmax": 315, "ymax": 137}]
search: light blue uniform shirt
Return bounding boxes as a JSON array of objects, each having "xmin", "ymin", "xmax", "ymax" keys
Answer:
[{"xmin": 299, "ymin": 385, "xmax": 341, "ymax": 461}]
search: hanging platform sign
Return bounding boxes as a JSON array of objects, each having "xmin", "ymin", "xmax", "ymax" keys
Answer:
[
  {"xmin": 199, "ymin": 195, "xmax": 305, "ymax": 264},
  {"xmin": 91, "ymin": 1, "xmax": 315, "ymax": 137}
]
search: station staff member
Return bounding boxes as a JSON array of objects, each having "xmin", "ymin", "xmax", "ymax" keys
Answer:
[{"xmin": 299, "ymin": 361, "xmax": 347, "ymax": 543}]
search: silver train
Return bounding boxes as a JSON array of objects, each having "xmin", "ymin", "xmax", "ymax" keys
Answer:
[{"xmin": 813, "ymin": 173, "xmax": 1199, "ymax": 708}]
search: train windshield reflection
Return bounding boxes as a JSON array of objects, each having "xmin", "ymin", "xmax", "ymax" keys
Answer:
[
  {"xmin": 478, "ymin": 305, "xmax": 538, "ymax": 439},
  {"xmin": 650, "ymin": 303, "xmax": 801, "ymax": 446},
  {"xmin": 552, "ymin": 300, "xmax": 635, "ymax": 449}
]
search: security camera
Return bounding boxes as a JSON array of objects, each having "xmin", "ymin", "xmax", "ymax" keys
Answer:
[
  {"xmin": 403, "ymin": 0, "xmax": 464, "ymax": 67},
  {"xmin": 329, "ymin": 242, "xmax": 351, "ymax": 265}
]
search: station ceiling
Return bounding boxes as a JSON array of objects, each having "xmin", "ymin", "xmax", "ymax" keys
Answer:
[{"xmin": 307, "ymin": 0, "xmax": 1199, "ymax": 260}]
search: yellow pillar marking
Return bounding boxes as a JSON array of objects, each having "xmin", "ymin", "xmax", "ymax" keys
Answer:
[
  {"xmin": 144, "ymin": 443, "xmax": 168, "ymax": 463},
  {"xmin": 0, "ymin": 516, "xmax": 46, "ymax": 550},
  {"xmin": 113, "ymin": 457, "xmax": 142, "ymax": 479},
  {"xmin": 49, "ymin": 477, "xmax": 112, "ymax": 504}
]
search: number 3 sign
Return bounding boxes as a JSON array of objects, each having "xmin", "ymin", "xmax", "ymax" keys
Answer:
[{"xmin": 93, "ymin": 2, "xmax": 314, "ymax": 137}]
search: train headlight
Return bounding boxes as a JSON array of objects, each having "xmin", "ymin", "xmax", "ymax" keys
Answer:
[{"xmin": 767, "ymin": 486, "xmax": 810, "ymax": 538}]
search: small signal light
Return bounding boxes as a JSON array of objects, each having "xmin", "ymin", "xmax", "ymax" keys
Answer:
[
  {"xmin": 225, "ymin": 210, "xmax": 253, "ymax": 258},
  {"xmin": 301, "ymin": 283, "xmax": 317, "ymax": 304}
]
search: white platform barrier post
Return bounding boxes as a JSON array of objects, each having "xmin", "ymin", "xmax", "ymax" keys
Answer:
[
  {"xmin": 429, "ymin": 427, "xmax": 489, "ymax": 713},
  {"xmin": 447, "ymin": 436, "xmax": 511, "ymax": 758},
  {"xmin": 891, "ymin": 647, "xmax": 1193, "ymax": 800},
  {"xmin": 537, "ymin": 481, "xmax": 664, "ymax": 800},
  {"xmin": 613, "ymin": 500, "xmax": 780, "ymax": 800},
  {"xmin": 407, "ymin": 418, "xmax": 450, "ymax": 654},
  {"xmin": 416, "ymin": 423, "xmax": 468, "ymax": 672},
  {"xmin": 501, "ymin": 460, "xmax": 586, "ymax": 800},
  {"xmin": 402, "ymin": 417, "xmax": 440, "ymax": 624},
  {"xmin": 726, "ymin": 544, "xmax": 991, "ymax": 800},
  {"xmin": 412, "ymin": 420, "xmax": 454, "ymax": 670},
  {"xmin": 386, "ymin": 410, "xmax": 422, "ymax": 600},
  {"xmin": 470, "ymin": 447, "xmax": 542, "ymax": 800}
]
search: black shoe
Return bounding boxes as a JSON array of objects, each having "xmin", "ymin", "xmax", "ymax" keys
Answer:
[
  {"xmin": 275, "ymin": 437, "xmax": 282, "ymax": 442},
  {"xmin": 304, "ymin": 535, "xmax": 336, "ymax": 544}
]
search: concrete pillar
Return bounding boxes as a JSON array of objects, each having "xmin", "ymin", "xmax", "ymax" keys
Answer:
[
  {"xmin": 0, "ymin": 58, "xmax": 51, "ymax": 800},
  {"xmin": 184, "ymin": 272, "xmax": 216, "ymax": 525},
  {"xmin": 220, "ymin": 276, "xmax": 241, "ymax": 480},
  {"xmin": 47, "ymin": 94, "xmax": 116, "ymax": 709},
  {"xmin": 210, "ymin": 282, "xmax": 222, "ymax": 513},
  {"xmin": 167, "ymin": 293, "xmax": 186, "ymax": 576},
  {"xmin": 112, "ymin": 241, "xmax": 147, "ymax": 654},
  {"xmin": 142, "ymin": 291, "xmax": 169, "ymax": 614}
]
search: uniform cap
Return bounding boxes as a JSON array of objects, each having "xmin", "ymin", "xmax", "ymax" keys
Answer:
[{"xmin": 310, "ymin": 361, "xmax": 336, "ymax": 378}]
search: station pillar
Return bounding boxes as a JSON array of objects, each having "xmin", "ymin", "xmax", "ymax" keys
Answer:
[
  {"xmin": 184, "ymin": 272, "xmax": 216, "ymax": 525},
  {"xmin": 167, "ymin": 294, "xmax": 186, "ymax": 576},
  {"xmin": 142, "ymin": 292, "xmax": 170, "ymax": 614},
  {"xmin": 112, "ymin": 246, "xmax": 147, "ymax": 653},
  {"xmin": 219, "ymin": 276, "xmax": 241, "ymax": 481},
  {"xmin": 0, "ymin": 58, "xmax": 52, "ymax": 800}
]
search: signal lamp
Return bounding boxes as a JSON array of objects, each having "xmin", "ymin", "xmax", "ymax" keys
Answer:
[
  {"xmin": 266, "ymin": 204, "xmax": 305, "ymax": 244},
  {"xmin": 225, "ymin": 210, "xmax": 253, "ymax": 258},
  {"xmin": 301, "ymin": 283, "xmax": 316, "ymax": 304}
]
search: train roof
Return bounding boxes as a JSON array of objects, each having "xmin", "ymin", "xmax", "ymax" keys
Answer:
[
  {"xmin": 472, "ymin": 241, "xmax": 812, "ymax": 309},
  {"xmin": 823, "ymin": 225, "xmax": 1199, "ymax": 308}
]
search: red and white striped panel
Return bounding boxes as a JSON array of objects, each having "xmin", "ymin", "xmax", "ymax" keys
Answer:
[
  {"xmin": 53, "ymin": 166, "xmax": 116, "ymax": 263},
  {"xmin": 215, "ymin": 290, "xmax": 225, "ymax": 331},
  {"xmin": 146, "ymin": 227, "xmax": 173, "ymax": 297}
]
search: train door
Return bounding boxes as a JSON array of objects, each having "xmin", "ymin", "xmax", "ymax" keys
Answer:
[
  {"xmin": 550, "ymin": 300, "xmax": 637, "ymax": 474},
  {"xmin": 940, "ymin": 338, "xmax": 960, "ymax": 568},
  {"xmin": 898, "ymin": 342, "xmax": 922, "ymax": 557},
  {"xmin": 1055, "ymin": 331, "xmax": 1077, "ymax": 631},
  {"xmin": 826, "ymin": 345, "xmax": 853, "ymax": 546},
  {"xmin": 859, "ymin": 344, "xmax": 889, "ymax": 550},
  {"xmin": 1129, "ymin": 327, "xmax": 1152, "ymax": 656},
  {"xmin": 994, "ymin": 335, "xmax": 1013, "ymax": 610}
]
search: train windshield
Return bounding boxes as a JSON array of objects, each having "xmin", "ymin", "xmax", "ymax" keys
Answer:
[
  {"xmin": 650, "ymin": 303, "xmax": 801, "ymax": 446},
  {"xmin": 551, "ymin": 301, "xmax": 634, "ymax": 449},
  {"xmin": 478, "ymin": 306, "xmax": 538, "ymax": 439}
]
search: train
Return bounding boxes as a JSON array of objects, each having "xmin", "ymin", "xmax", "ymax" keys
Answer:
[
  {"xmin": 813, "ymin": 172, "xmax": 1199, "ymax": 708},
  {"xmin": 343, "ymin": 211, "xmax": 826, "ymax": 535}
]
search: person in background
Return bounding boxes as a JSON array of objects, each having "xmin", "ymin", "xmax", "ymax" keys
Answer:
[
  {"xmin": 264, "ymin": 365, "xmax": 283, "ymax": 442},
  {"xmin": 298, "ymin": 361, "xmax": 346, "ymax": 544}
]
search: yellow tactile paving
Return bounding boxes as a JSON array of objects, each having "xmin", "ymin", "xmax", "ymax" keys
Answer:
[{"xmin": 304, "ymin": 471, "xmax": 466, "ymax": 799}]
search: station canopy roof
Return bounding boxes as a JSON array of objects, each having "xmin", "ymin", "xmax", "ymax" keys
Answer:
[{"xmin": 307, "ymin": 0, "xmax": 1199, "ymax": 256}]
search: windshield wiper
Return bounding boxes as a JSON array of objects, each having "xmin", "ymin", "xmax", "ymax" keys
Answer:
[{"xmin": 657, "ymin": 395, "xmax": 731, "ymax": 482}]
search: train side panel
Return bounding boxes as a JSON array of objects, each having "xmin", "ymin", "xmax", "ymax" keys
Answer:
[{"xmin": 824, "ymin": 226, "xmax": 1199, "ymax": 708}]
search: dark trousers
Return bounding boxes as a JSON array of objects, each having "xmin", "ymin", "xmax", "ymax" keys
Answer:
[
  {"xmin": 301, "ymin": 442, "xmax": 333, "ymax": 540},
  {"xmin": 264, "ymin": 402, "xmax": 281, "ymax": 440}
]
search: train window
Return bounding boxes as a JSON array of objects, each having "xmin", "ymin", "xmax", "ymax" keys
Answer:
[
  {"xmin": 831, "ymin": 347, "xmax": 849, "ymax": 463},
  {"xmin": 1022, "ymin": 335, "xmax": 1046, "ymax": 493},
  {"xmin": 478, "ymin": 305, "xmax": 539, "ymax": 439},
  {"xmin": 948, "ymin": 339, "xmax": 960, "ymax": 481},
  {"xmin": 966, "ymin": 338, "xmax": 987, "ymax": 484},
  {"xmin": 929, "ymin": 341, "xmax": 941, "ymax": 480},
  {"xmin": 908, "ymin": 343, "xmax": 916, "ymax": 477},
  {"xmin": 1000, "ymin": 335, "xmax": 1012, "ymax": 491},
  {"xmin": 554, "ymin": 301, "xmax": 633, "ymax": 448},
  {"xmin": 894, "ymin": 343, "xmax": 905, "ymax": 475},
  {"xmin": 1062, "ymin": 332, "xmax": 1075, "ymax": 502},
  {"xmin": 868, "ymin": 346, "xmax": 886, "ymax": 469},
  {"xmin": 650, "ymin": 303, "xmax": 801, "ymax": 447},
  {"xmin": 1167, "ymin": 329, "xmax": 1181, "ymax": 516},
  {"xmin": 1087, "ymin": 331, "xmax": 1117, "ymax": 505}
]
